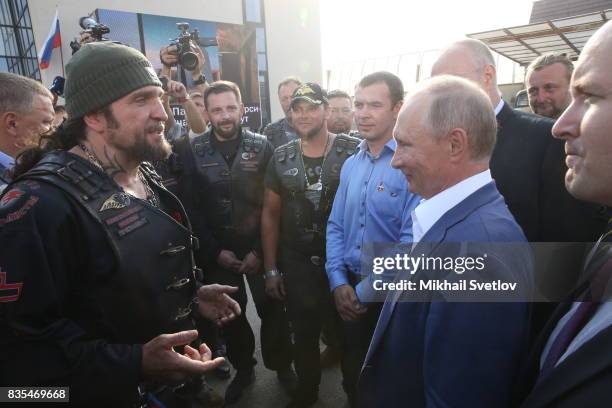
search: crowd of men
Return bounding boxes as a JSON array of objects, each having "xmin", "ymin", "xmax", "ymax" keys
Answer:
[{"xmin": 0, "ymin": 17, "xmax": 611, "ymax": 408}]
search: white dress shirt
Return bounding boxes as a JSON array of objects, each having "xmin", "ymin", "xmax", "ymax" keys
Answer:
[
  {"xmin": 411, "ymin": 170, "xmax": 493, "ymax": 243},
  {"xmin": 494, "ymin": 99, "xmax": 504, "ymax": 116}
]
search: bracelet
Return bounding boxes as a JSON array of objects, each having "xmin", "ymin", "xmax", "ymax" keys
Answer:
[
  {"xmin": 193, "ymin": 74, "xmax": 207, "ymax": 85},
  {"xmin": 264, "ymin": 269, "xmax": 281, "ymax": 280}
]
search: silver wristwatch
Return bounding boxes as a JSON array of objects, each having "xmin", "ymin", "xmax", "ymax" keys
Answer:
[{"xmin": 264, "ymin": 269, "xmax": 281, "ymax": 280}]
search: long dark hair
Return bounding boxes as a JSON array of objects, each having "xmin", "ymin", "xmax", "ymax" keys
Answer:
[{"xmin": 13, "ymin": 117, "xmax": 86, "ymax": 178}]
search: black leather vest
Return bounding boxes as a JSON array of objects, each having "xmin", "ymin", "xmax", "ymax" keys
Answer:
[
  {"xmin": 274, "ymin": 134, "xmax": 359, "ymax": 255},
  {"xmin": 264, "ymin": 118, "xmax": 298, "ymax": 149},
  {"xmin": 190, "ymin": 128, "xmax": 268, "ymax": 252},
  {"xmin": 21, "ymin": 151, "xmax": 200, "ymax": 344}
]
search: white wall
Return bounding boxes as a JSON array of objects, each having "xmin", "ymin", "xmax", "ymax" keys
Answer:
[
  {"xmin": 264, "ymin": 0, "xmax": 322, "ymax": 120},
  {"xmin": 28, "ymin": 0, "xmax": 322, "ymax": 122}
]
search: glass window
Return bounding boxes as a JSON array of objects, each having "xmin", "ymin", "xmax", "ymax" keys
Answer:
[
  {"xmin": 244, "ymin": 0, "xmax": 262, "ymax": 23},
  {"xmin": 0, "ymin": 1, "xmax": 9, "ymax": 26},
  {"xmin": 257, "ymin": 53, "xmax": 267, "ymax": 72},
  {"xmin": 0, "ymin": 0, "xmax": 39, "ymax": 78},
  {"xmin": 256, "ymin": 27, "xmax": 266, "ymax": 53}
]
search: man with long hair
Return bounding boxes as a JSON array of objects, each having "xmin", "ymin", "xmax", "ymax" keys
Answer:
[{"xmin": 0, "ymin": 42, "xmax": 239, "ymax": 407}]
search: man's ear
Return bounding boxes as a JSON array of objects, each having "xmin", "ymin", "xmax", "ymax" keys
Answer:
[
  {"xmin": 82, "ymin": 111, "xmax": 106, "ymax": 133},
  {"xmin": 482, "ymin": 64, "xmax": 497, "ymax": 88},
  {"xmin": 447, "ymin": 127, "xmax": 468, "ymax": 162},
  {"xmin": 392, "ymin": 100, "xmax": 403, "ymax": 119},
  {"xmin": 2, "ymin": 112, "xmax": 18, "ymax": 136}
]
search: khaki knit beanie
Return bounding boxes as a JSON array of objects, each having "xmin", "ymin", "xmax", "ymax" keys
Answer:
[{"xmin": 64, "ymin": 42, "xmax": 162, "ymax": 118}]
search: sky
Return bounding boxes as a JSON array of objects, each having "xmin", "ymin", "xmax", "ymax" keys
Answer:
[{"xmin": 320, "ymin": 0, "xmax": 535, "ymax": 69}]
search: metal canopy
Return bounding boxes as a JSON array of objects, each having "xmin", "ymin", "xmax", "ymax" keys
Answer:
[{"xmin": 467, "ymin": 9, "xmax": 611, "ymax": 65}]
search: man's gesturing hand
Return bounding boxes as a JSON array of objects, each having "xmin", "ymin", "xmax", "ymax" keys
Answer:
[
  {"xmin": 142, "ymin": 330, "xmax": 224, "ymax": 384},
  {"xmin": 197, "ymin": 284, "xmax": 241, "ymax": 326}
]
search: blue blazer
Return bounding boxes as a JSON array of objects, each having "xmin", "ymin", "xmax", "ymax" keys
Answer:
[{"xmin": 358, "ymin": 181, "xmax": 532, "ymax": 408}]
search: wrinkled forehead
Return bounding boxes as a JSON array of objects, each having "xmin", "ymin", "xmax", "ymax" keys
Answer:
[
  {"xmin": 572, "ymin": 40, "xmax": 612, "ymax": 94},
  {"xmin": 31, "ymin": 93, "xmax": 55, "ymax": 115},
  {"xmin": 329, "ymin": 96, "xmax": 352, "ymax": 107}
]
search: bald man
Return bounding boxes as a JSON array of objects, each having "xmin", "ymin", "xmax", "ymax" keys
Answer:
[
  {"xmin": 432, "ymin": 40, "xmax": 609, "ymax": 346},
  {"xmin": 431, "ymin": 39, "xmax": 606, "ymax": 244},
  {"xmin": 516, "ymin": 21, "xmax": 612, "ymax": 408}
]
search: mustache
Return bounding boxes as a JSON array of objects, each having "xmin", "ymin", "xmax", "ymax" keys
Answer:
[{"xmin": 146, "ymin": 123, "xmax": 165, "ymax": 133}]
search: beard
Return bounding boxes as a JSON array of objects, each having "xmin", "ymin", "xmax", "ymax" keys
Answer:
[
  {"xmin": 213, "ymin": 119, "xmax": 240, "ymax": 140},
  {"xmin": 126, "ymin": 123, "xmax": 171, "ymax": 162},
  {"xmin": 108, "ymin": 121, "xmax": 171, "ymax": 162},
  {"xmin": 104, "ymin": 107, "xmax": 171, "ymax": 163},
  {"xmin": 303, "ymin": 121, "xmax": 325, "ymax": 140},
  {"xmin": 532, "ymin": 102, "xmax": 564, "ymax": 119},
  {"xmin": 329, "ymin": 119, "xmax": 351, "ymax": 134}
]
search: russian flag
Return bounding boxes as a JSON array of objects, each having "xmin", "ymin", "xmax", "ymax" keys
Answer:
[{"xmin": 39, "ymin": 10, "xmax": 61, "ymax": 70}]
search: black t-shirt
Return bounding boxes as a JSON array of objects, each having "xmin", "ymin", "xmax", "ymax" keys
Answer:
[
  {"xmin": 210, "ymin": 131, "xmax": 241, "ymax": 165},
  {"xmin": 265, "ymin": 154, "xmax": 324, "ymax": 194},
  {"xmin": 303, "ymin": 155, "xmax": 323, "ymax": 186}
]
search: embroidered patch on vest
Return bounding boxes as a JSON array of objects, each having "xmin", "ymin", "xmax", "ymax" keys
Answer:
[
  {"xmin": 99, "ymin": 193, "xmax": 131, "ymax": 212},
  {"xmin": 0, "ymin": 268, "xmax": 23, "ymax": 303}
]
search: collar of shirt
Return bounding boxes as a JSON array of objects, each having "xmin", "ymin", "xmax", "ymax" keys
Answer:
[
  {"xmin": 494, "ymin": 99, "xmax": 505, "ymax": 116},
  {"xmin": 357, "ymin": 137, "xmax": 397, "ymax": 157},
  {"xmin": 411, "ymin": 169, "xmax": 492, "ymax": 243},
  {"xmin": 0, "ymin": 150, "xmax": 14, "ymax": 170}
]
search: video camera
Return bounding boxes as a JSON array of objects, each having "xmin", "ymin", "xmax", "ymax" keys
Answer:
[
  {"xmin": 69, "ymin": 16, "xmax": 113, "ymax": 54},
  {"xmin": 169, "ymin": 22, "xmax": 217, "ymax": 71}
]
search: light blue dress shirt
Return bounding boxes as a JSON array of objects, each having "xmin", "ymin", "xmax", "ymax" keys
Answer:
[
  {"xmin": 325, "ymin": 138, "xmax": 420, "ymax": 301},
  {"xmin": 0, "ymin": 150, "xmax": 14, "ymax": 171}
]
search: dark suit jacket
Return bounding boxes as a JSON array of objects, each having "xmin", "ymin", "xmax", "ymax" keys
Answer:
[
  {"xmin": 515, "ymin": 239, "xmax": 612, "ymax": 408},
  {"xmin": 494, "ymin": 103, "xmax": 609, "ymax": 343},
  {"xmin": 493, "ymin": 102, "xmax": 607, "ymax": 243},
  {"xmin": 358, "ymin": 181, "xmax": 532, "ymax": 408},
  {"xmin": 516, "ymin": 305, "xmax": 612, "ymax": 407}
]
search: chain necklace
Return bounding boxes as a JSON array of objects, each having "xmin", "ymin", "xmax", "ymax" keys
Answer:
[
  {"xmin": 137, "ymin": 169, "xmax": 160, "ymax": 208},
  {"xmin": 300, "ymin": 132, "xmax": 331, "ymax": 192},
  {"xmin": 78, "ymin": 143, "xmax": 104, "ymax": 170},
  {"xmin": 78, "ymin": 143, "xmax": 159, "ymax": 208}
]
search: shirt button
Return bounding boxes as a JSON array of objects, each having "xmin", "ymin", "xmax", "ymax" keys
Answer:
[
  {"xmin": 360, "ymin": 224, "xmax": 364, "ymax": 227},
  {"xmin": 357, "ymin": 245, "xmax": 361, "ymax": 249}
]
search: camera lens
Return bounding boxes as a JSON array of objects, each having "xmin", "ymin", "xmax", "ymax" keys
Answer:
[{"xmin": 180, "ymin": 51, "xmax": 199, "ymax": 71}]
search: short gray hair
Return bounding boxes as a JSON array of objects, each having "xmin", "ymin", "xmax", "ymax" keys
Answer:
[
  {"xmin": 0, "ymin": 72, "xmax": 52, "ymax": 114},
  {"xmin": 419, "ymin": 75, "xmax": 497, "ymax": 161},
  {"xmin": 277, "ymin": 76, "xmax": 302, "ymax": 93},
  {"xmin": 526, "ymin": 53, "xmax": 574, "ymax": 82}
]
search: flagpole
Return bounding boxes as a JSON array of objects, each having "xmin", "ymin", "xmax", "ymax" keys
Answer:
[{"xmin": 56, "ymin": 6, "xmax": 65, "ymax": 76}]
